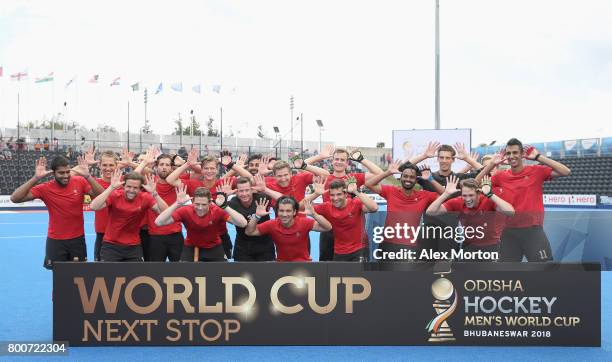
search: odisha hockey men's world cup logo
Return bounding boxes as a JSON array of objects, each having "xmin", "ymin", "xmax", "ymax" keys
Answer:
[{"xmin": 426, "ymin": 274, "xmax": 458, "ymax": 342}]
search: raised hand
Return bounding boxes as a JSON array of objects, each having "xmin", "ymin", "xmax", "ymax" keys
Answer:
[
  {"xmin": 303, "ymin": 199, "xmax": 316, "ymax": 217},
  {"xmin": 444, "ymin": 175, "xmax": 459, "ymax": 195},
  {"xmin": 220, "ymin": 151, "xmax": 233, "ymax": 167},
  {"xmin": 523, "ymin": 145, "xmax": 540, "ymax": 161},
  {"xmin": 84, "ymin": 146, "xmax": 98, "ymax": 166},
  {"xmin": 150, "ymin": 146, "xmax": 161, "ymax": 161},
  {"xmin": 175, "ymin": 183, "xmax": 190, "ymax": 204},
  {"xmin": 348, "ymin": 149, "xmax": 364, "ymax": 162},
  {"xmin": 34, "ymin": 157, "xmax": 52, "ymax": 179},
  {"xmin": 387, "ymin": 159, "xmax": 403, "ymax": 174},
  {"xmin": 142, "ymin": 174, "xmax": 157, "ymax": 193},
  {"xmin": 418, "ymin": 165, "xmax": 432, "ymax": 180},
  {"xmin": 423, "ymin": 141, "xmax": 441, "ymax": 158},
  {"xmin": 236, "ymin": 153, "xmax": 248, "ymax": 168},
  {"xmin": 73, "ymin": 156, "xmax": 91, "ymax": 177},
  {"xmin": 480, "ymin": 175, "xmax": 492, "ymax": 195},
  {"xmin": 216, "ymin": 177, "xmax": 235, "ymax": 195},
  {"xmin": 454, "ymin": 142, "xmax": 468, "ymax": 160},
  {"xmin": 258, "ymin": 155, "xmax": 270, "ymax": 175},
  {"xmin": 470, "ymin": 151, "xmax": 480, "ymax": 163},
  {"xmin": 110, "ymin": 169, "xmax": 124, "ymax": 189},
  {"xmin": 290, "ymin": 155, "xmax": 306, "ymax": 170},
  {"xmin": 346, "ymin": 176, "xmax": 358, "ymax": 194},
  {"xmin": 187, "ymin": 148, "xmax": 199, "ymax": 166},
  {"xmin": 252, "ymin": 174, "xmax": 266, "ymax": 192},
  {"xmin": 312, "ymin": 175, "xmax": 327, "ymax": 195},
  {"xmin": 255, "ymin": 198, "xmax": 271, "ymax": 217},
  {"xmin": 320, "ymin": 144, "xmax": 335, "ymax": 159},
  {"xmin": 495, "ymin": 148, "xmax": 509, "ymax": 165}
]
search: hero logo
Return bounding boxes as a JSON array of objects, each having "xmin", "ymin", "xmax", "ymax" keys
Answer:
[{"xmin": 543, "ymin": 194, "xmax": 596, "ymax": 207}]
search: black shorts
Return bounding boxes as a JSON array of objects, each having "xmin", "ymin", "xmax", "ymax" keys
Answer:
[
  {"xmin": 181, "ymin": 244, "xmax": 227, "ymax": 262},
  {"xmin": 220, "ymin": 232, "xmax": 233, "ymax": 260},
  {"xmin": 100, "ymin": 242, "xmax": 144, "ymax": 262},
  {"xmin": 140, "ymin": 228, "xmax": 151, "ymax": 261},
  {"xmin": 147, "ymin": 232, "xmax": 184, "ymax": 262},
  {"xmin": 94, "ymin": 232, "xmax": 104, "ymax": 262},
  {"xmin": 44, "ymin": 235, "xmax": 87, "ymax": 270},
  {"xmin": 334, "ymin": 247, "xmax": 368, "ymax": 262},
  {"xmin": 499, "ymin": 226, "xmax": 553, "ymax": 262},
  {"xmin": 233, "ymin": 241, "xmax": 276, "ymax": 262},
  {"xmin": 319, "ymin": 230, "xmax": 335, "ymax": 261}
]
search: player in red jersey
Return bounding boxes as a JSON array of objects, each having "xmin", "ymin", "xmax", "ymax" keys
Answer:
[
  {"xmin": 305, "ymin": 145, "xmax": 384, "ymax": 261},
  {"xmin": 365, "ymin": 160, "xmax": 442, "ymax": 260},
  {"xmin": 155, "ymin": 187, "xmax": 247, "ymax": 262},
  {"xmin": 90, "ymin": 171, "xmax": 168, "ymax": 261},
  {"xmin": 245, "ymin": 196, "xmax": 332, "ymax": 261},
  {"xmin": 426, "ymin": 176, "xmax": 515, "ymax": 261},
  {"xmin": 304, "ymin": 177, "xmax": 379, "ymax": 261},
  {"xmin": 476, "ymin": 138, "xmax": 571, "ymax": 261},
  {"xmin": 10, "ymin": 155, "xmax": 104, "ymax": 269}
]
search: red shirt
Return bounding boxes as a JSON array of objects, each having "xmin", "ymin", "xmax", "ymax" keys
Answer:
[
  {"xmin": 265, "ymin": 172, "xmax": 314, "ymax": 202},
  {"xmin": 147, "ymin": 181, "xmax": 182, "ymax": 235},
  {"xmin": 378, "ymin": 185, "xmax": 438, "ymax": 246},
  {"xmin": 103, "ymin": 190, "xmax": 156, "ymax": 245},
  {"xmin": 171, "ymin": 204, "xmax": 230, "ymax": 248},
  {"xmin": 181, "ymin": 177, "xmax": 236, "ymax": 235},
  {"xmin": 257, "ymin": 216, "xmax": 315, "ymax": 261},
  {"xmin": 443, "ymin": 194, "xmax": 503, "ymax": 246},
  {"xmin": 492, "ymin": 165, "xmax": 552, "ymax": 228},
  {"xmin": 94, "ymin": 178, "xmax": 111, "ymax": 233},
  {"xmin": 315, "ymin": 198, "xmax": 365, "ymax": 254},
  {"xmin": 31, "ymin": 176, "xmax": 91, "ymax": 239},
  {"xmin": 322, "ymin": 173, "xmax": 366, "ymax": 202}
]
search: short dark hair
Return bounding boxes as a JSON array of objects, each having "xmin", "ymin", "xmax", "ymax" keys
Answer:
[
  {"xmin": 268, "ymin": 157, "xmax": 279, "ymax": 162},
  {"xmin": 50, "ymin": 156, "xmax": 70, "ymax": 171},
  {"xmin": 193, "ymin": 187, "xmax": 212, "ymax": 201},
  {"xmin": 272, "ymin": 161, "xmax": 291, "ymax": 175},
  {"xmin": 438, "ymin": 144, "xmax": 456, "ymax": 157},
  {"xmin": 333, "ymin": 148, "xmax": 349, "ymax": 158},
  {"xmin": 276, "ymin": 195, "xmax": 298, "ymax": 212},
  {"xmin": 156, "ymin": 154, "xmax": 172, "ymax": 165},
  {"xmin": 460, "ymin": 178, "xmax": 479, "ymax": 192},
  {"xmin": 398, "ymin": 161, "xmax": 420, "ymax": 176},
  {"xmin": 247, "ymin": 154, "xmax": 262, "ymax": 164},
  {"xmin": 236, "ymin": 176, "xmax": 252, "ymax": 186},
  {"xmin": 506, "ymin": 138, "xmax": 523, "ymax": 151},
  {"xmin": 124, "ymin": 172, "xmax": 144, "ymax": 185},
  {"xmin": 329, "ymin": 179, "xmax": 346, "ymax": 191}
]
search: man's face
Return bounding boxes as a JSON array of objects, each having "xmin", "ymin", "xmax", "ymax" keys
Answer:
[
  {"xmin": 100, "ymin": 156, "xmax": 117, "ymax": 180},
  {"xmin": 400, "ymin": 169, "xmax": 417, "ymax": 191},
  {"xmin": 124, "ymin": 179, "xmax": 142, "ymax": 200},
  {"xmin": 247, "ymin": 158, "xmax": 260, "ymax": 176},
  {"xmin": 53, "ymin": 166, "xmax": 71, "ymax": 186},
  {"xmin": 156, "ymin": 158, "xmax": 173, "ymax": 180},
  {"xmin": 437, "ymin": 150, "xmax": 454, "ymax": 172},
  {"xmin": 461, "ymin": 187, "xmax": 479, "ymax": 209},
  {"xmin": 277, "ymin": 203, "xmax": 296, "ymax": 227},
  {"xmin": 193, "ymin": 196, "xmax": 210, "ymax": 217},
  {"xmin": 201, "ymin": 161, "xmax": 217, "ymax": 180},
  {"xmin": 236, "ymin": 182, "xmax": 253, "ymax": 204},
  {"xmin": 329, "ymin": 187, "xmax": 347, "ymax": 208},
  {"xmin": 274, "ymin": 167, "xmax": 292, "ymax": 187},
  {"xmin": 505, "ymin": 145, "xmax": 523, "ymax": 168},
  {"xmin": 332, "ymin": 152, "xmax": 348, "ymax": 173}
]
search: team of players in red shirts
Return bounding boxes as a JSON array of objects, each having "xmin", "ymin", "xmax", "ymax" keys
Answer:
[{"xmin": 10, "ymin": 137, "xmax": 571, "ymax": 268}]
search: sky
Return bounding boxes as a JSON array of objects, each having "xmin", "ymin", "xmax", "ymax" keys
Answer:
[{"xmin": 1, "ymin": 0, "xmax": 611, "ymax": 149}]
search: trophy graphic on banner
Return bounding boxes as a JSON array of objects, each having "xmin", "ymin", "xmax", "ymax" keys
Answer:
[{"xmin": 426, "ymin": 263, "xmax": 458, "ymax": 342}]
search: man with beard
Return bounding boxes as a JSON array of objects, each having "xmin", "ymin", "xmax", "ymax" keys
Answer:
[
  {"xmin": 365, "ymin": 160, "xmax": 442, "ymax": 261},
  {"xmin": 10, "ymin": 155, "xmax": 104, "ymax": 269},
  {"xmin": 245, "ymin": 196, "xmax": 332, "ymax": 262},
  {"xmin": 304, "ymin": 145, "xmax": 383, "ymax": 261},
  {"xmin": 304, "ymin": 177, "xmax": 379, "ymax": 261},
  {"xmin": 155, "ymin": 187, "xmax": 248, "ymax": 262},
  {"xmin": 476, "ymin": 138, "xmax": 571, "ymax": 261},
  {"xmin": 134, "ymin": 151, "xmax": 184, "ymax": 261},
  {"xmin": 426, "ymin": 176, "xmax": 515, "ymax": 261},
  {"xmin": 228, "ymin": 175, "xmax": 283, "ymax": 261},
  {"xmin": 90, "ymin": 171, "xmax": 168, "ymax": 261}
]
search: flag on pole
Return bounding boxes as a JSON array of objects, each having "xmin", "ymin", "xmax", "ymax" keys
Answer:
[
  {"xmin": 65, "ymin": 77, "xmax": 75, "ymax": 88},
  {"xmin": 192, "ymin": 84, "xmax": 201, "ymax": 94},
  {"xmin": 212, "ymin": 84, "xmax": 221, "ymax": 94},
  {"xmin": 110, "ymin": 77, "xmax": 121, "ymax": 86},
  {"xmin": 171, "ymin": 82, "xmax": 183, "ymax": 92},
  {"xmin": 155, "ymin": 82, "xmax": 163, "ymax": 94},
  {"xmin": 11, "ymin": 70, "xmax": 28, "ymax": 81},
  {"xmin": 230, "ymin": 86, "xmax": 237, "ymax": 94},
  {"xmin": 131, "ymin": 82, "xmax": 140, "ymax": 91},
  {"xmin": 35, "ymin": 72, "xmax": 54, "ymax": 83},
  {"xmin": 0, "ymin": 66, "xmax": 3, "ymax": 77},
  {"xmin": 89, "ymin": 74, "xmax": 99, "ymax": 83}
]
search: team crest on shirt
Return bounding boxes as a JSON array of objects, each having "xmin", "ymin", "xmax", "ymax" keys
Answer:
[
  {"xmin": 73, "ymin": 189, "xmax": 78, "ymax": 194},
  {"xmin": 296, "ymin": 231, "xmax": 300, "ymax": 237}
]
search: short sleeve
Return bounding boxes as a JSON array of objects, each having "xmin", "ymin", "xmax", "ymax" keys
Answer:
[
  {"xmin": 303, "ymin": 216, "xmax": 316, "ymax": 231},
  {"xmin": 171, "ymin": 207, "xmax": 186, "ymax": 223},
  {"xmin": 314, "ymin": 203, "xmax": 328, "ymax": 217},
  {"xmin": 443, "ymin": 196, "xmax": 463, "ymax": 212},
  {"xmin": 30, "ymin": 183, "xmax": 46, "ymax": 199},
  {"xmin": 256, "ymin": 220, "xmax": 274, "ymax": 235},
  {"xmin": 80, "ymin": 176, "xmax": 92, "ymax": 194},
  {"xmin": 535, "ymin": 165, "xmax": 553, "ymax": 182},
  {"xmin": 425, "ymin": 191, "xmax": 439, "ymax": 204},
  {"xmin": 352, "ymin": 173, "xmax": 366, "ymax": 187},
  {"xmin": 379, "ymin": 184, "xmax": 393, "ymax": 198},
  {"xmin": 298, "ymin": 172, "xmax": 314, "ymax": 185},
  {"xmin": 491, "ymin": 173, "xmax": 501, "ymax": 187},
  {"xmin": 144, "ymin": 192, "xmax": 157, "ymax": 209}
]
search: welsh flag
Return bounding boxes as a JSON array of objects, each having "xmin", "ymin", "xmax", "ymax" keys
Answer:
[
  {"xmin": 11, "ymin": 70, "xmax": 28, "ymax": 81},
  {"xmin": 35, "ymin": 72, "xmax": 54, "ymax": 83},
  {"xmin": 110, "ymin": 77, "xmax": 121, "ymax": 86}
]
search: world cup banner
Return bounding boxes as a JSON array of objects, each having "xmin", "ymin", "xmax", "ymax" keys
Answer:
[{"xmin": 53, "ymin": 262, "xmax": 600, "ymax": 346}]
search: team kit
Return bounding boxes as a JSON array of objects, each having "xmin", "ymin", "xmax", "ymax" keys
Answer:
[{"xmin": 9, "ymin": 138, "xmax": 571, "ymax": 267}]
